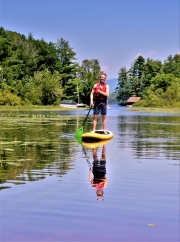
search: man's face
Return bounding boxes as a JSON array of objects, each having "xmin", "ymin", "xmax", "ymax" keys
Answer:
[{"xmin": 100, "ymin": 74, "xmax": 106, "ymax": 82}]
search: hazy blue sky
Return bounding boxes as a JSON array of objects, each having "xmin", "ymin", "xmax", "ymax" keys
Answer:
[{"xmin": 0, "ymin": 0, "xmax": 179, "ymax": 79}]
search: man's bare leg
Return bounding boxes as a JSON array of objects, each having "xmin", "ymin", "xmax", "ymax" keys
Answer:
[
  {"xmin": 102, "ymin": 115, "xmax": 108, "ymax": 134},
  {"xmin": 92, "ymin": 114, "xmax": 98, "ymax": 132}
]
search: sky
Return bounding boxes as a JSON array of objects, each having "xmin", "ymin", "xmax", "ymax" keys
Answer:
[{"xmin": 0, "ymin": 0, "xmax": 179, "ymax": 80}]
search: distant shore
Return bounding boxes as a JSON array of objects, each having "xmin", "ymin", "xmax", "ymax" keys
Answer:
[
  {"xmin": 130, "ymin": 107, "xmax": 180, "ymax": 114},
  {"xmin": 0, "ymin": 105, "xmax": 89, "ymax": 112},
  {"xmin": 0, "ymin": 105, "xmax": 179, "ymax": 114}
]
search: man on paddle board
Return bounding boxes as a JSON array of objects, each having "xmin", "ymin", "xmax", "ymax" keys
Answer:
[{"xmin": 90, "ymin": 73, "xmax": 110, "ymax": 134}]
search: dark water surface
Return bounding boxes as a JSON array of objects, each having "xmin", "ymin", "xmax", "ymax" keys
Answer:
[{"xmin": 0, "ymin": 106, "xmax": 179, "ymax": 241}]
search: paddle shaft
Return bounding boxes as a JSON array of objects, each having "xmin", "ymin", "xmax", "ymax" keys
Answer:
[{"xmin": 82, "ymin": 106, "xmax": 92, "ymax": 126}]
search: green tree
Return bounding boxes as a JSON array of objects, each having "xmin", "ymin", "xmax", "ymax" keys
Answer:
[
  {"xmin": 62, "ymin": 78, "xmax": 83, "ymax": 102},
  {"xmin": 15, "ymin": 70, "xmax": 63, "ymax": 105},
  {"xmin": 144, "ymin": 58, "xmax": 162, "ymax": 87},
  {"xmin": 149, "ymin": 73, "xmax": 175, "ymax": 92},
  {"xmin": 0, "ymin": 67, "xmax": 5, "ymax": 90},
  {"xmin": 0, "ymin": 36, "xmax": 12, "ymax": 62},
  {"xmin": 140, "ymin": 74, "xmax": 179, "ymax": 107},
  {"xmin": 163, "ymin": 54, "xmax": 180, "ymax": 78},
  {"xmin": 40, "ymin": 70, "xmax": 63, "ymax": 105},
  {"xmin": 55, "ymin": 38, "xmax": 78, "ymax": 87},
  {"xmin": 32, "ymin": 38, "xmax": 59, "ymax": 74},
  {"xmin": 79, "ymin": 59, "xmax": 101, "ymax": 104},
  {"xmin": 116, "ymin": 53, "xmax": 180, "ymax": 107},
  {"xmin": 129, "ymin": 55, "xmax": 145, "ymax": 96},
  {"xmin": 1, "ymin": 33, "xmax": 38, "ymax": 83},
  {"xmin": 116, "ymin": 67, "xmax": 130, "ymax": 104}
]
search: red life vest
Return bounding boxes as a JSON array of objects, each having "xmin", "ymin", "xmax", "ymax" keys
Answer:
[{"xmin": 94, "ymin": 82, "xmax": 107, "ymax": 101}]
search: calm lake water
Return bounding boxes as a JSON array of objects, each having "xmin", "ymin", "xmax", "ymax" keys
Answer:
[{"xmin": 0, "ymin": 106, "xmax": 179, "ymax": 241}]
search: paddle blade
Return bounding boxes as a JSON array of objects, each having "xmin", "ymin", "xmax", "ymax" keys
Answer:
[
  {"xmin": 74, "ymin": 137, "xmax": 82, "ymax": 145},
  {"xmin": 74, "ymin": 126, "xmax": 83, "ymax": 138}
]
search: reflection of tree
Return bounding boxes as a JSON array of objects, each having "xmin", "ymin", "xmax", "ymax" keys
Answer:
[
  {"xmin": 0, "ymin": 117, "xmax": 77, "ymax": 189},
  {"xmin": 118, "ymin": 115, "xmax": 180, "ymax": 160},
  {"xmin": 88, "ymin": 145, "xmax": 108, "ymax": 201}
]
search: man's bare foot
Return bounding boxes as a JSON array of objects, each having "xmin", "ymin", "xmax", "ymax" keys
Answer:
[
  {"xmin": 103, "ymin": 130, "xmax": 108, "ymax": 134},
  {"xmin": 90, "ymin": 130, "xmax": 95, "ymax": 133}
]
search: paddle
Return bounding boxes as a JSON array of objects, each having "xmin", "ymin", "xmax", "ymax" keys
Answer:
[{"xmin": 74, "ymin": 106, "xmax": 92, "ymax": 138}]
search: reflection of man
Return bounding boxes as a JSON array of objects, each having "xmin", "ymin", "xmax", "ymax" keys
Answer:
[{"xmin": 88, "ymin": 145, "xmax": 108, "ymax": 201}]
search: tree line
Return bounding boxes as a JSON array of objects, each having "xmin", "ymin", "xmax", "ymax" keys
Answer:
[
  {"xmin": 116, "ymin": 54, "xmax": 180, "ymax": 107},
  {"xmin": 0, "ymin": 27, "xmax": 101, "ymax": 105},
  {"xmin": 1, "ymin": 27, "xmax": 180, "ymax": 107}
]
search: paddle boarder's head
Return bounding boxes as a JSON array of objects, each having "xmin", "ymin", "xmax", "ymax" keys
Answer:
[{"xmin": 99, "ymin": 73, "xmax": 107, "ymax": 84}]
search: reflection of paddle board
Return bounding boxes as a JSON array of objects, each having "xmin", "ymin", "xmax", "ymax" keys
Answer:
[
  {"xmin": 82, "ymin": 130, "xmax": 113, "ymax": 141},
  {"xmin": 82, "ymin": 139, "xmax": 112, "ymax": 149}
]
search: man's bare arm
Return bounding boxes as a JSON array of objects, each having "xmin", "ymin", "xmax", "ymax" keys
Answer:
[{"xmin": 90, "ymin": 84, "xmax": 96, "ymax": 105}]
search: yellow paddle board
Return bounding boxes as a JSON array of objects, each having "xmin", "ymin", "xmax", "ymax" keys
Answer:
[
  {"xmin": 82, "ymin": 139, "xmax": 112, "ymax": 149},
  {"xmin": 82, "ymin": 130, "xmax": 113, "ymax": 141}
]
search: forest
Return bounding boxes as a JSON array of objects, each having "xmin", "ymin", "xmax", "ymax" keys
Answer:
[
  {"xmin": 0, "ymin": 27, "xmax": 101, "ymax": 106},
  {"xmin": 0, "ymin": 27, "xmax": 180, "ymax": 107},
  {"xmin": 116, "ymin": 53, "xmax": 180, "ymax": 107}
]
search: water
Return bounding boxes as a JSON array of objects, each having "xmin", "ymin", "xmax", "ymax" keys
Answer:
[{"xmin": 0, "ymin": 106, "xmax": 179, "ymax": 241}]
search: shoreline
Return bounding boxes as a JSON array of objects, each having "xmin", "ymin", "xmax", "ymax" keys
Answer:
[
  {"xmin": 130, "ymin": 107, "xmax": 180, "ymax": 114},
  {"xmin": 0, "ymin": 105, "xmax": 89, "ymax": 112},
  {"xmin": 0, "ymin": 105, "xmax": 179, "ymax": 114}
]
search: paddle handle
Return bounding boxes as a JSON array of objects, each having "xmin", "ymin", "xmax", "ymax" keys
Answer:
[{"xmin": 82, "ymin": 106, "xmax": 92, "ymax": 126}]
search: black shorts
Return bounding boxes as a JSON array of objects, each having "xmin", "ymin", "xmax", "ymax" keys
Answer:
[{"xmin": 93, "ymin": 101, "xmax": 107, "ymax": 115}]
